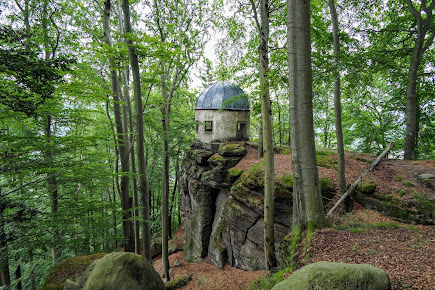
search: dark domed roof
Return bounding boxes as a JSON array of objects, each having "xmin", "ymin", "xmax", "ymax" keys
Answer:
[{"xmin": 195, "ymin": 82, "xmax": 249, "ymax": 111}]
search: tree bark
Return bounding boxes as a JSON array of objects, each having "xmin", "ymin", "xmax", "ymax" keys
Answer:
[
  {"xmin": 116, "ymin": 0, "xmax": 140, "ymax": 254},
  {"xmin": 404, "ymin": 0, "xmax": 435, "ymax": 160},
  {"xmin": 257, "ymin": 0, "xmax": 277, "ymax": 273},
  {"xmin": 161, "ymin": 69, "xmax": 170, "ymax": 282},
  {"xmin": 103, "ymin": 0, "xmax": 134, "ymax": 252},
  {"xmin": 15, "ymin": 264, "xmax": 22, "ymax": 290},
  {"xmin": 287, "ymin": 0, "xmax": 328, "ymax": 230},
  {"xmin": 122, "ymin": 0, "xmax": 152, "ymax": 260},
  {"xmin": 0, "ymin": 188, "xmax": 11, "ymax": 287},
  {"xmin": 328, "ymin": 0, "xmax": 347, "ymax": 210}
]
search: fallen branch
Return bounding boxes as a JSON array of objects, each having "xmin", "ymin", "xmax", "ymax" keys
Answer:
[{"xmin": 327, "ymin": 142, "xmax": 395, "ymax": 217}]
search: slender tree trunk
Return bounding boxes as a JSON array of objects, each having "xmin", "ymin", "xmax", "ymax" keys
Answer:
[
  {"xmin": 328, "ymin": 0, "xmax": 347, "ymax": 210},
  {"xmin": 0, "ymin": 189, "xmax": 11, "ymax": 287},
  {"xmin": 161, "ymin": 70, "xmax": 170, "ymax": 281},
  {"xmin": 103, "ymin": 0, "xmax": 134, "ymax": 252},
  {"xmin": 122, "ymin": 0, "xmax": 152, "ymax": 260},
  {"xmin": 258, "ymin": 116, "xmax": 264, "ymax": 158},
  {"xmin": 169, "ymin": 150, "xmax": 180, "ymax": 239},
  {"xmin": 255, "ymin": 0, "xmax": 277, "ymax": 273},
  {"xmin": 42, "ymin": 0, "xmax": 61, "ymax": 264},
  {"xmin": 287, "ymin": 0, "xmax": 328, "ymax": 230},
  {"xmin": 116, "ymin": 0, "xmax": 140, "ymax": 254},
  {"xmin": 29, "ymin": 251, "xmax": 35, "ymax": 290},
  {"xmin": 15, "ymin": 264, "xmax": 22, "ymax": 290},
  {"xmin": 404, "ymin": 0, "xmax": 435, "ymax": 160}
]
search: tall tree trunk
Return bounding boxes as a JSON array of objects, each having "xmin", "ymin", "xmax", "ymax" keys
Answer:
[
  {"xmin": 257, "ymin": 0, "xmax": 277, "ymax": 273},
  {"xmin": 404, "ymin": 0, "xmax": 435, "ymax": 160},
  {"xmin": 258, "ymin": 116, "xmax": 264, "ymax": 158},
  {"xmin": 29, "ymin": 251, "xmax": 35, "ymax": 290},
  {"xmin": 161, "ymin": 69, "xmax": 170, "ymax": 282},
  {"xmin": 15, "ymin": 264, "xmax": 22, "ymax": 290},
  {"xmin": 42, "ymin": 0, "xmax": 61, "ymax": 264},
  {"xmin": 328, "ymin": 0, "xmax": 347, "ymax": 210},
  {"xmin": 116, "ymin": 0, "xmax": 140, "ymax": 254},
  {"xmin": 0, "ymin": 188, "xmax": 10, "ymax": 287},
  {"xmin": 287, "ymin": 0, "xmax": 328, "ymax": 230},
  {"xmin": 103, "ymin": 0, "xmax": 134, "ymax": 252},
  {"xmin": 122, "ymin": 0, "xmax": 152, "ymax": 260}
]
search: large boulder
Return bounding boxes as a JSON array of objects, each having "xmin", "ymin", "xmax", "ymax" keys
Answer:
[
  {"xmin": 272, "ymin": 261, "xmax": 391, "ymax": 290},
  {"xmin": 83, "ymin": 252, "xmax": 164, "ymax": 290}
]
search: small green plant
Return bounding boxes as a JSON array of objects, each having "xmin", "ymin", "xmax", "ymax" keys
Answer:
[
  {"xmin": 373, "ymin": 222, "xmax": 399, "ymax": 229},
  {"xmin": 250, "ymin": 268, "xmax": 293, "ymax": 290},
  {"xmin": 412, "ymin": 192, "xmax": 435, "ymax": 217},
  {"xmin": 397, "ymin": 189, "xmax": 406, "ymax": 197},
  {"xmin": 403, "ymin": 180, "xmax": 415, "ymax": 187},
  {"xmin": 316, "ymin": 150, "xmax": 337, "ymax": 169},
  {"xmin": 394, "ymin": 175, "xmax": 404, "ymax": 182},
  {"xmin": 198, "ymin": 276, "xmax": 206, "ymax": 286}
]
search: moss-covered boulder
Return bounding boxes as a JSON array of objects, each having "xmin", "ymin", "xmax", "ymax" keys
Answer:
[
  {"xmin": 358, "ymin": 180, "xmax": 377, "ymax": 194},
  {"xmin": 84, "ymin": 252, "xmax": 164, "ymax": 290},
  {"xmin": 43, "ymin": 253, "xmax": 105, "ymax": 290},
  {"xmin": 272, "ymin": 261, "xmax": 391, "ymax": 290},
  {"xmin": 218, "ymin": 143, "xmax": 246, "ymax": 157}
]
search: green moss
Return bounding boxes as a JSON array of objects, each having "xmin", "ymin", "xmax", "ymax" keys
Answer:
[
  {"xmin": 42, "ymin": 253, "xmax": 106, "ymax": 290},
  {"xmin": 250, "ymin": 268, "xmax": 293, "ymax": 290},
  {"xmin": 228, "ymin": 168, "xmax": 243, "ymax": 177},
  {"xmin": 357, "ymin": 180, "xmax": 377, "ymax": 194},
  {"xmin": 316, "ymin": 150, "xmax": 337, "ymax": 169},
  {"xmin": 208, "ymin": 153, "xmax": 224, "ymax": 161},
  {"xmin": 319, "ymin": 178, "xmax": 334, "ymax": 194},
  {"xmin": 397, "ymin": 189, "xmax": 406, "ymax": 197},
  {"xmin": 192, "ymin": 149, "xmax": 205, "ymax": 155},
  {"xmin": 275, "ymin": 174, "xmax": 294, "ymax": 199},
  {"xmin": 373, "ymin": 222, "xmax": 399, "ymax": 229},
  {"xmin": 277, "ymin": 147, "xmax": 292, "ymax": 155},
  {"xmin": 219, "ymin": 143, "xmax": 241, "ymax": 150},
  {"xmin": 412, "ymin": 192, "xmax": 435, "ymax": 217},
  {"xmin": 394, "ymin": 175, "xmax": 404, "ymax": 182},
  {"xmin": 403, "ymin": 180, "xmax": 415, "ymax": 187},
  {"xmin": 165, "ymin": 275, "xmax": 192, "ymax": 289}
]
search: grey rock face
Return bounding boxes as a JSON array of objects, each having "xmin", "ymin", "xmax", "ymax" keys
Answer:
[
  {"xmin": 182, "ymin": 142, "xmax": 292, "ymax": 271},
  {"xmin": 418, "ymin": 173, "xmax": 435, "ymax": 181}
]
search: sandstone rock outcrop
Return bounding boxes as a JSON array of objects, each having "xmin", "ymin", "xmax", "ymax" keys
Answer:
[
  {"xmin": 181, "ymin": 142, "xmax": 333, "ymax": 270},
  {"xmin": 272, "ymin": 261, "xmax": 391, "ymax": 290}
]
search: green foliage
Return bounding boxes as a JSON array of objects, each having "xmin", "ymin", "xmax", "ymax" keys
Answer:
[
  {"xmin": 0, "ymin": 26, "xmax": 74, "ymax": 116},
  {"xmin": 250, "ymin": 268, "xmax": 293, "ymax": 290}
]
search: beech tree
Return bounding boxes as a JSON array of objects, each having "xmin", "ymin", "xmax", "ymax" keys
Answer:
[
  {"xmin": 250, "ymin": 0, "xmax": 277, "ymax": 272},
  {"xmin": 403, "ymin": 0, "xmax": 434, "ymax": 159},
  {"xmin": 287, "ymin": 0, "xmax": 328, "ymax": 230},
  {"xmin": 328, "ymin": 0, "xmax": 347, "ymax": 209},
  {"xmin": 122, "ymin": 0, "xmax": 153, "ymax": 259}
]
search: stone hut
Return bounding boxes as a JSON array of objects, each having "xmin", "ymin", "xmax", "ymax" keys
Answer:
[{"xmin": 195, "ymin": 82, "xmax": 250, "ymax": 143}]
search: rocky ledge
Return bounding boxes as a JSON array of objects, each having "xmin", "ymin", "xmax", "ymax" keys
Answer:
[{"xmin": 180, "ymin": 142, "xmax": 334, "ymax": 271}]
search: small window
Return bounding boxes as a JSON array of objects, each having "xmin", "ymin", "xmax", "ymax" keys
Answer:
[
  {"xmin": 195, "ymin": 120, "xmax": 199, "ymax": 133},
  {"xmin": 205, "ymin": 121, "xmax": 213, "ymax": 133},
  {"xmin": 238, "ymin": 122, "xmax": 246, "ymax": 131}
]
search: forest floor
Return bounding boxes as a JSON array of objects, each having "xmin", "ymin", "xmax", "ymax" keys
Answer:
[
  {"xmin": 154, "ymin": 210, "xmax": 435, "ymax": 290},
  {"xmin": 154, "ymin": 145, "xmax": 435, "ymax": 289}
]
